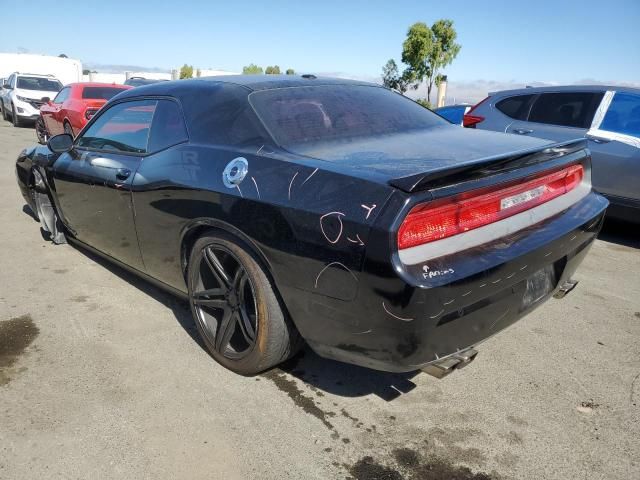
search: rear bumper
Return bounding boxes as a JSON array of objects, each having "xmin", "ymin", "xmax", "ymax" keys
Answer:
[{"xmin": 302, "ymin": 191, "xmax": 608, "ymax": 372}]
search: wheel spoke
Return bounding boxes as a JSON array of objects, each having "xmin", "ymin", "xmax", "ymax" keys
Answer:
[
  {"xmin": 237, "ymin": 305, "xmax": 256, "ymax": 343},
  {"xmin": 215, "ymin": 308, "xmax": 237, "ymax": 353},
  {"xmin": 204, "ymin": 247, "xmax": 231, "ymax": 288},
  {"xmin": 192, "ymin": 287, "xmax": 226, "ymax": 307}
]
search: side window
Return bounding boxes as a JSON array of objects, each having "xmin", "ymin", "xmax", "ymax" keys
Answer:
[
  {"xmin": 528, "ymin": 92, "xmax": 604, "ymax": 128},
  {"xmin": 147, "ymin": 100, "xmax": 188, "ymax": 152},
  {"xmin": 53, "ymin": 87, "xmax": 70, "ymax": 103},
  {"xmin": 599, "ymin": 92, "xmax": 640, "ymax": 138},
  {"xmin": 495, "ymin": 94, "xmax": 534, "ymax": 120},
  {"xmin": 77, "ymin": 100, "xmax": 157, "ymax": 154}
]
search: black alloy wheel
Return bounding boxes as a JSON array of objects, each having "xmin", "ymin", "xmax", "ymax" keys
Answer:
[
  {"xmin": 63, "ymin": 121, "xmax": 74, "ymax": 137},
  {"xmin": 188, "ymin": 232, "xmax": 301, "ymax": 374},
  {"xmin": 35, "ymin": 117, "xmax": 49, "ymax": 144}
]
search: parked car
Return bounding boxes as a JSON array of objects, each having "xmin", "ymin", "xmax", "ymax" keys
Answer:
[
  {"xmin": 1, "ymin": 73, "xmax": 63, "ymax": 127},
  {"xmin": 434, "ymin": 104, "xmax": 471, "ymax": 125},
  {"xmin": 16, "ymin": 76, "xmax": 607, "ymax": 376},
  {"xmin": 464, "ymin": 86, "xmax": 640, "ymax": 222},
  {"xmin": 124, "ymin": 76, "xmax": 168, "ymax": 87},
  {"xmin": 36, "ymin": 82, "xmax": 132, "ymax": 142}
]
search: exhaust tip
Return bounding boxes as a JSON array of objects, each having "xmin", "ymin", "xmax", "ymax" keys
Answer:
[
  {"xmin": 554, "ymin": 279, "xmax": 579, "ymax": 299},
  {"xmin": 422, "ymin": 348, "xmax": 478, "ymax": 379}
]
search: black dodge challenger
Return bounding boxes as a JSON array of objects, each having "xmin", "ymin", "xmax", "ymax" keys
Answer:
[{"xmin": 15, "ymin": 75, "xmax": 608, "ymax": 376}]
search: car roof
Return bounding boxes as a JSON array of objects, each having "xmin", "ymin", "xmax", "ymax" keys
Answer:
[
  {"xmin": 490, "ymin": 84, "xmax": 640, "ymax": 96},
  {"xmin": 67, "ymin": 82, "xmax": 132, "ymax": 88},
  {"xmin": 115, "ymin": 74, "xmax": 377, "ymax": 99},
  {"xmin": 12, "ymin": 72, "xmax": 57, "ymax": 78}
]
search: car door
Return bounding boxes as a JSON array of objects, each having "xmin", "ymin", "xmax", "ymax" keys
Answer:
[
  {"xmin": 586, "ymin": 91, "xmax": 640, "ymax": 201},
  {"xmin": 42, "ymin": 87, "xmax": 70, "ymax": 135},
  {"xmin": 51, "ymin": 99, "xmax": 158, "ymax": 271},
  {"xmin": 506, "ymin": 91, "xmax": 604, "ymax": 142}
]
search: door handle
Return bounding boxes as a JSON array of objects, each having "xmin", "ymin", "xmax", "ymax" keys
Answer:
[
  {"xmin": 115, "ymin": 168, "xmax": 131, "ymax": 180},
  {"xmin": 513, "ymin": 128, "xmax": 533, "ymax": 135}
]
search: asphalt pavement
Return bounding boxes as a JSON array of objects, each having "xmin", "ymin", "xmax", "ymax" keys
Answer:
[{"xmin": 1, "ymin": 121, "xmax": 638, "ymax": 480}]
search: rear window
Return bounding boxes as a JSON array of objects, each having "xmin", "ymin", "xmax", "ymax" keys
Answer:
[
  {"xmin": 599, "ymin": 92, "xmax": 640, "ymax": 138},
  {"xmin": 249, "ymin": 85, "xmax": 447, "ymax": 147},
  {"xmin": 17, "ymin": 76, "xmax": 62, "ymax": 92},
  {"xmin": 528, "ymin": 92, "xmax": 604, "ymax": 128},
  {"xmin": 496, "ymin": 94, "xmax": 534, "ymax": 120},
  {"xmin": 82, "ymin": 86, "xmax": 128, "ymax": 100}
]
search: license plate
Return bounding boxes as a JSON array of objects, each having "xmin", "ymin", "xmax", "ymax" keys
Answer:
[{"xmin": 522, "ymin": 264, "xmax": 556, "ymax": 307}]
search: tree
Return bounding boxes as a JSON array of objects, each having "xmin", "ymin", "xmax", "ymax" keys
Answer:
[
  {"xmin": 180, "ymin": 64, "xmax": 194, "ymax": 79},
  {"xmin": 381, "ymin": 59, "xmax": 414, "ymax": 95},
  {"xmin": 265, "ymin": 65, "xmax": 281, "ymax": 74},
  {"xmin": 82, "ymin": 69, "xmax": 91, "ymax": 75},
  {"xmin": 415, "ymin": 98, "xmax": 432, "ymax": 109},
  {"xmin": 58, "ymin": 53, "xmax": 68, "ymax": 58},
  {"xmin": 286, "ymin": 68, "xmax": 295, "ymax": 75},
  {"xmin": 243, "ymin": 64, "xmax": 263, "ymax": 75},
  {"xmin": 401, "ymin": 19, "xmax": 461, "ymax": 104}
]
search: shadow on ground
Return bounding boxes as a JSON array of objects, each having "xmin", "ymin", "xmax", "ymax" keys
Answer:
[
  {"xmin": 597, "ymin": 218, "xmax": 639, "ymax": 249},
  {"xmin": 66, "ymin": 239, "xmax": 420, "ymax": 401}
]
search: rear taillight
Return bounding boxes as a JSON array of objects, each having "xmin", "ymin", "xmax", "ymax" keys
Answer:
[
  {"xmin": 463, "ymin": 96, "xmax": 489, "ymax": 128},
  {"xmin": 398, "ymin": 164, "xmax": 584, "ymax": 250},
  {"xmin": 85, "ymin": 108, "xmax": 99, "ymax": 120}
]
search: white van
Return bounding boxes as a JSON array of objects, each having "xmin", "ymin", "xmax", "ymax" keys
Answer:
[{"xmin": 0, "ymin": 53, "xmax": 82, "ymax": 86}]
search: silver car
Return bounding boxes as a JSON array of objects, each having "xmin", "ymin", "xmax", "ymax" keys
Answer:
[{"xmin": 464, "ymin": 85, "xmax": 640, "ymax": 222}]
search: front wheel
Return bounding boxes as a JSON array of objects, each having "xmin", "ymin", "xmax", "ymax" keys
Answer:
[
  {"xmin": 187, "ymin": 232, "xmax": 301, "ymax": 375},
  {"xmin": 63, "ymin": 121, "xmax": 74, "ymax": 137},
  {"xmin": 32, "ymin": 169, "xmax": 66, "ymax": 244},
  {"xmin": 35, "ymin": 117, "xmax": 49, "ymax": 144},
  {"xmin": 12, "ymin": 105, "xmax": 22, "ymax": 127}
]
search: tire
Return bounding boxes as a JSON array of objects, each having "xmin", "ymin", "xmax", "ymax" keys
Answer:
[
  {"xmin": 63, "ymin": 121, "xmax": 74, "ymax": 137},
  {"xmin": 187, "ymin": 231, "xmax": 301, "ymax": 375},
  {"xmin": 35, "ymin": 116, "xmax": 49, "ymax": 144},
  {"xmin": 32, "ymin": 169, "xmax": 66, "ymax": 245},
  {"xmin": 12, "ymin": 105, "xmax": 22, "ymax": 127}
]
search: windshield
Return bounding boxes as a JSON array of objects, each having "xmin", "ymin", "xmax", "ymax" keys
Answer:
[
  {"xmin": 82, "ymin": 86, "xmax": 128, "ymax": 100},
  {"xmin": 249, "ymin": 84, "xmax": 447, "ymax": 149},
  {"xmin": 17, "ymin": 77, "xmax": 62, "ymax": 92}
]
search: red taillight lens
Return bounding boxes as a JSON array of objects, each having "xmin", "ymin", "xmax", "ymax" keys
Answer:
[
  {"xmin": 85, "ymin": 108, "xmax": 99, "ymax": 120},
  {"xmin": 398, "ymin": 164, "xmax": 584, "ymax": 250},
  {"xmin": 463, "ymin": 96, "xmax": 490, "ymax": 128}
]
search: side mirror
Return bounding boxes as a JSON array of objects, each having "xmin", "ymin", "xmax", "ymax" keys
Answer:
[
  {"xmin": 47, "ymin": 134, "xmax": 74, "ymax": 154},
  {"xmin": 41, "ymin": 97, "xmax": 51, "ymax": 103},
  {"xmin": 2, "ymin": 83, "xmax": 11, "ymax": 90}
]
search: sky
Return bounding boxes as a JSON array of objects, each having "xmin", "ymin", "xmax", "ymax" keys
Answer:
[{"xmin": 1, "ymin": 0, "xmax": 639, "ymax": 102}]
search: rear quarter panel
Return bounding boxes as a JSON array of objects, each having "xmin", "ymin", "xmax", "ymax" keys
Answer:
[{"xmin": 131, "ymin": 144, "xmax": 394, "ymax": 309}]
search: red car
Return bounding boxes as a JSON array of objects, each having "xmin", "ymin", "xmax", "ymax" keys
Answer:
[{"xmin": 36, "ymin": 82, "xmax": 132, "ymax": 143}]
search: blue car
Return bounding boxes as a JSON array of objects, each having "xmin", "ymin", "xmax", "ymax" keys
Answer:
[{"xmin": 434, "ymin": 104, "xmax": 471, "ymax": 125}]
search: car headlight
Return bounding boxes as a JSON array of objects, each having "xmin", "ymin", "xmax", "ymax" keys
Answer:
[{"xmin": 16, "ymin": 95, "xmax": 30, "ymax": 102}]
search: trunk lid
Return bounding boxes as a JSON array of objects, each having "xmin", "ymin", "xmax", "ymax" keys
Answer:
[{"xmin": 291, "ymin": 126, "xmax": 574, "ymax": 192}]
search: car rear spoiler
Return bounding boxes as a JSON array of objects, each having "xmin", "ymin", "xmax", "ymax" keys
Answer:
[{"xmin": 388, "ymin": 138, "xmax": 589, "ymax": 193}]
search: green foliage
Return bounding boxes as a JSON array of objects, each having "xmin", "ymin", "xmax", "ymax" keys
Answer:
[
  {"xmin": 243, "ymin": 63, "xmax": 264, "ymax": 75},
  {"xmin": 285, "ymin": 68, "xmax": 295, "ymax": 75},
  {"xmin": 179, "ymin": 64, "xmax": 194, "ymax": 79},
  {"xmin": 415, "ymin": 98, "xmax": 433, "ymax": 109},
  {"xmin": 400, "ymin": 19, "xmax": 461, "ymax": 103},
  {"xmin": 381, "ymin": 59, "xmax": 414, "ymax": 95},
  {"xmin": 265, "ymin": 65, "xmax": 281, "ymax": 74}
]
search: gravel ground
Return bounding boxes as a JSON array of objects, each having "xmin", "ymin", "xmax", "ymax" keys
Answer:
[{"xmin": 1, "ymin": 121, "xmax": 638, "ymax": 480}]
